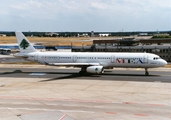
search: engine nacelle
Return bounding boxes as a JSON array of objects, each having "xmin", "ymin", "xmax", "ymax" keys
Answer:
[{"xmin": 86, "ymin": 66, "xmax": 104, "ymax": 74}]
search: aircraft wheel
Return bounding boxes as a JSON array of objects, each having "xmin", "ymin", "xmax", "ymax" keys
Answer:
[
  {"xmin": 145, "ymin": 71, "xmax": 149, "ymax": 76},
  {"xmin": 79, "ymin": 71, "xmax": 86, "ymax": 75},
  {"xmin": 79, "ymin": 71, "xmax": 83, "ymax": 74}
]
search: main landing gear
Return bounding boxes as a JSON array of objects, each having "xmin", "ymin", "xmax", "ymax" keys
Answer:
[
  {"xmin": 79, "ymin": 67, "xmax": 87, "ymax": 75},
  {"xmin": 145, "ymin": 68, "xmax": 149, "ymax": 76}
]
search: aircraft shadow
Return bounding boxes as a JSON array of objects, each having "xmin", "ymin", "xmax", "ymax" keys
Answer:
[
  {"xmin": 39, "ymin": 73, "xmax": 101, "ymax": 82},
  {"xmin": 40, "ymin": 73, "xmax": 160, "ymax": 82},
  {"xmin": 0, "ymin": 70, "xmax": 23, "ymax": 75},
  {"xmin": 0, "ymin": 70, "xmax": 77, "ymax": 75},
  {"xmin": 0, "ymin": 70, "xmax": 161, "ymax": 83}
]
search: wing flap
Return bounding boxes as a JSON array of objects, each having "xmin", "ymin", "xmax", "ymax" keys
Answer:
[{"xmin": 48, "ymin": 63, "xmax": 100, "ymax": 66}]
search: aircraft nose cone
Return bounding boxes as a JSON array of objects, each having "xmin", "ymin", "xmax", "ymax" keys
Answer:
[
  {"xmin": 164, "ymin": 60, "xmax": 167, "ymax": 66},
  {"xmin": 162, "ymin": 60, "xmax": 167, "ymax": 66}
]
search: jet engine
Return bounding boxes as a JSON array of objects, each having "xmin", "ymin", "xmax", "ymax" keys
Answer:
[{"xmin": 86, "ymin": 66, "xmax": 104, "ymax": 74}]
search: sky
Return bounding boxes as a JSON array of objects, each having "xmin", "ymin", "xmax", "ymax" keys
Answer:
[{"xmin": 0, "ymin": 0, "xmax": 171, "ymax": 32}]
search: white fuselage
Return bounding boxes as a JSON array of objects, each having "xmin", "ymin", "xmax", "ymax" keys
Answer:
[
  {"xmin": 25, "ymin": 52, "xmax": 167, "ymax": 68},
  {"xmin": 14, "ymin": 31, "xmax": 168, "ymax": 75}
]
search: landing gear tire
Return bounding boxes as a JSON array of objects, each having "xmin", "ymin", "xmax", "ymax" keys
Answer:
[
  {"xmin": 145, "ymin": 68, "xmax": 149, "ymax": 76},
  {"xmin": 145, "ymin": 71, "xmax": 149, "ymax": 76},
  {"xmin": 79, "ymin": 71, "xmax": 89, "ymax": 75},
  {"xmin": 79, "ymin": 71, "xmax": 85, "ymax": 75},
  {"xmin": 79, "ymin": 67, "xmax": 87, "ymax": 75}
]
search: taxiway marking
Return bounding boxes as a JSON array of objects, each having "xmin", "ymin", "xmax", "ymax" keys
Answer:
[
  {"xmin": 146, "ymin": 103, "xmax": 165, "ymax": 106},
  {"xmin": 59, "ymin": 114, "xmax": 67, "ymax": 120},
  {"xmin": 106, "ymin": 112, "xmax": 117, "ymax": 114},
  {"xmin": 0, "ymin": 95, "xmax": 169, "ymax": 108},
  {"xmin": 134, "ymin": 114, "xmax": 148, "ymax": 116}
]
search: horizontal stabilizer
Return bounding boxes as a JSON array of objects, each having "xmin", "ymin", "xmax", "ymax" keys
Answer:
[{"xmin": 14, "ymin": 53, "xmax": 28, "ymax": 59}]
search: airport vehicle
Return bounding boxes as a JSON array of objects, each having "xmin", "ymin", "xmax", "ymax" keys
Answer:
[
  {"xmin": 0, "ymin": 48, "xmax": 11, "ymax": 55},
  {"xmin": 14, "ymin": 32, "xmax": 167, "ymax": 75}
]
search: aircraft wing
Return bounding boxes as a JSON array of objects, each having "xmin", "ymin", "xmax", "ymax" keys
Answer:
[{"xmin": 47, "ymin": 63, "xmax": 100, "ymax": 66}]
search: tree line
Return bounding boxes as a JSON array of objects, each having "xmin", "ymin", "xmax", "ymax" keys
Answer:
[{"xmin": 0, "ymin": 31, "xmax": 171, "ymax": 37}]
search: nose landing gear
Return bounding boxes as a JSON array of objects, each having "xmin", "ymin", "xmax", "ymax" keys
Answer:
[{"xmin": 145, "ymin": 68, "xmax": 149, "ymax": 76}]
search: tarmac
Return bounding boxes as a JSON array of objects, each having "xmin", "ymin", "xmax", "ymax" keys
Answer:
[{"xmin": 0, "ymin": 64, "xmax": 171, "ymax": 120}]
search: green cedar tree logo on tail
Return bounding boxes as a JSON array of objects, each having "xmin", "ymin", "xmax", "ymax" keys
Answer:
[{"xmin": 20, "ymin": 39, "xmax": 29, "ymax": 49}]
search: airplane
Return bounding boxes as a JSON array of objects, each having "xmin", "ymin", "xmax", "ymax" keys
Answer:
[{"xmin": 14, "ymin": 32, "xmax": 167, "ymax": 76}]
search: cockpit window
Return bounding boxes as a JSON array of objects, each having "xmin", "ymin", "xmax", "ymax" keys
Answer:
[{"xmin": 153, "ymin": 57, "xmax": 160, "ymax": 60}]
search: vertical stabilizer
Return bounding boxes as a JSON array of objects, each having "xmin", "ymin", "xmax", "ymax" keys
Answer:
[{"xmin": 15, "ymin": 31, "xmax": 38, "ymax": 53}]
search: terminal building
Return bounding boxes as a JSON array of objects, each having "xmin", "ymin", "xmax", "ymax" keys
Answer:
[
  {"xmin": 0, "ymin": 44, "xmax": 45, "ymax": 55},
  {"xmin": 1, "ymin": 38, "xmax": 171, "ymax": 62},
  {"xmin": 72, "ymin": 38, "xmax": 171, "ymax": 62}
]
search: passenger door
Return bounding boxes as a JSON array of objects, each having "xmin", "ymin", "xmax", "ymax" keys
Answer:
[
  {"xmin": 111, "ymin": 56, "xmax": 115, "ymax": 63},
  {"xmin": 143, "ymin": 54, "xmax": 148, "ymax": 63},
  {"xmin": 73, "ymin": 55, "xmax": 77, "ymax": 62}
]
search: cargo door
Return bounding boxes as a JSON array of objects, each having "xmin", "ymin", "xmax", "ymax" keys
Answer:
[{"xmin": 34, "ymin": 53, "xmax": 39, "ymax": 61}]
